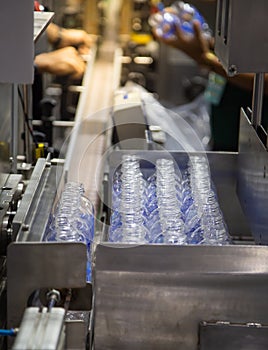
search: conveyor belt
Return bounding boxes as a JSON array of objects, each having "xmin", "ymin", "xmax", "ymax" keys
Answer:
[{"xmin": 65, "ymin": 40, "xmax": 121, "ymax": 210}]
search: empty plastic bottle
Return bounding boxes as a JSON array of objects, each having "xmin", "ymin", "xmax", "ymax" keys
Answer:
[
  {"xmin": 109, "ymin": 154, "xmax": 231, "ymax": 246},
  {"xmin": 109, "ymin": 155, "xmax": 148, "ymax": 244},
  {"xmin": 148, "ymin": 1, "xmax": 212, "ymax": 39},
  {"xmin": 45, "ymin": 182, "xmax": 94, "ymax": 282}
]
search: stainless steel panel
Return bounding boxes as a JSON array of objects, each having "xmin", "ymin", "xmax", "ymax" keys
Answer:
[
  {"xmin": 65, "ymin": 311, "xmax": 90, "ymax": 350},
  {"xmin": 92, "ymin": 149, "xmax": 262, "ymax": 349},
  {"xmin": 12, "ymin": 307, "xmax": 65, "ymax": 350},
  {"xmin": 34, "ymin": 12, "xmax": 54, "ymax": 42},
  {"xmin": 0, "ymin": 0, "xmax": 34, "ymax": 84},
  {"xmin": 200, "ymin": 321, "xmax": 268, "ymax": 350},
  {"xmin": 238, "ymin": 109, "xmax": 268, "ymax": 243},
  {"xmin": 92, "ymin": 148, "xmax": 268, "ymax": 349},
  {"xmin": 93, "ymin": 244, "xmax": 268, "ymax": 350},
  {"xmin": 8, "ymin": 158, "xmax": 88, "ymax": 330},
  {"xmin": 13, "ymin": 157, "xmax": 64, "ymax": 242},
  {"xmin": 215, "ymin": 0, "xmax": 268, "ymax": 74},
  {"xmin": 7, "ymin": 242, "xmax": 87, "ymax": 330},
  {"xmin": 0, "ymin": 173, "xmax": 23, "ymax": 255}
]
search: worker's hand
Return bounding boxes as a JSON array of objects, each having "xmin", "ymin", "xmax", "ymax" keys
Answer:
[
  {"xmin": 34, "ymin": 47, "xmax": 86, "ymax": 79},
  {"xmin": 58, "ymin": 28, "xmax": 93, "ymax": 53},
  {"xmin": 153, "ymin": 20, "xmax": 212, "ymax": 67},
  {"xmin": 46, "ymin": 23, "xmax": 93, "ymax": 54}
]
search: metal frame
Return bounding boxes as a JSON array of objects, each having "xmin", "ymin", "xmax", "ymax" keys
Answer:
[
  {"xmin": 7, "ymin": 159, "xmax": 91, "ymax": 348},
  {"xmin": 92, "ymin": 148, "xmax": 268, "ymax": 349}
]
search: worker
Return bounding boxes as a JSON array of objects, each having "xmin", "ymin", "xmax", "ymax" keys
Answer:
[
  {"xmin": 153, "ymin": 1, "xmax": 268, "ymax": 151},
  {"xmin": 32, "ymin": 2, "xmax": 93, "ymax": 119},
  {"xmin": 34, "ymin": 22, "xmax": 92, "ymax": 79}
]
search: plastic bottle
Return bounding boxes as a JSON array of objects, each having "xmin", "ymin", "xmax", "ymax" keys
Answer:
[
  {"xmin": 200, "ymin": 190, "xmax": 231, "ymax": 245},
  {"xmin": 109, "ymin": 155, "xmax": 148, "ymax": 244},
  {"xmin": 148, "ymin": 10, "xmax": 181, "ymax": 39},
  {"xmin": 186, "ymin": 156, "xmax": 231, "ymax": 245},
  {"xmin": 110, "ymin": 155, "xmax": 230, "ymax": 246},
  {"xmin": 153, "ymin": 159, "xmax": 187, "ymax": 244},
  {"xmin": 148, "ymin": 1, "xmax": 212, "ymax": 39},
  {"xmin": 45, "ymin": 182, "xmax": 94, "ymax": 282}
]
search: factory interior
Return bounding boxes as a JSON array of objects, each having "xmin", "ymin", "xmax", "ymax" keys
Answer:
[{"xmin": 1, "ymin": 0, "xmax": 268, "ymax": 349}]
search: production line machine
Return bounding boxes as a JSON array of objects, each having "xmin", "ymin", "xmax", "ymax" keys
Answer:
[{"xmin": 1, "ymin": 0, "xmax": 268, "ymax": 349}]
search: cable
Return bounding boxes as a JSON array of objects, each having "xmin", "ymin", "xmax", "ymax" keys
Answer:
[
  {"xmin": 17, "ymin": 87, "xmax": 38, "ymax": 145},
  {"xmin": 0, "ymin": 328, "xmax": 18, "ymax": 337}
]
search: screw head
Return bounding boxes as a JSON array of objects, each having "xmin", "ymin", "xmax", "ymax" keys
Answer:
[
  {"xmin": 46, "ymin": 289, "xmax": 61, "ymax": 304},
  {"xmin": 21, "ymin": 224, "xmax": 29, "ymax": 231},
  {"xmin": 228, "ymin": 64, "xmax": 237, "ymax": 76}
]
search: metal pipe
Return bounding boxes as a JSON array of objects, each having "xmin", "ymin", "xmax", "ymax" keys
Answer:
[{"xmin": 252, "ymin": 72, "xmax": 265, "ymax": 129}]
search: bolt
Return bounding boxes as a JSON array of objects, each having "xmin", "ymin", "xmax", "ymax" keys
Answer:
[
  {"xmin": 46, "ymin": 289, "xmax": 61, "ymax": 304},
  {"xmin": 21, "ymin": 224, "xmax": 29, "ymax": 231},
  {"xmin": 228, "ymin": 65, "xmax": 237, "ymax": 77}
]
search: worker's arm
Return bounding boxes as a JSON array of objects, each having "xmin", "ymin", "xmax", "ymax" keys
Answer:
[{"xmin": 155, "ymin": 21, "xmax": 267, "ymax": 94}]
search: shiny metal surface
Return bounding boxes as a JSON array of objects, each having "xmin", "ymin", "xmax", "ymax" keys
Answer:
[
  {"xmin": 12, "ymin": 158, "xmax": 49, "ymax": 241},
  {"xmin": 0, "ymin": 173, "xmax": 23, "ymax": 255},
  {"xmin": 7, "ymin": 158, "xmax": 89, "ymax": 336},
  {"xmin": 7, "ymin": 242, "xmax": 87, "ymax": 331},
  {"xmin": 94, "ymin": 244, "xmax": 268, "ymax": 350},
  {"xmin": 65, "ymin": 311, "xmax": 90, "ymax": 350},
  {"xmin": 0, "ymin": 1, "xmax": 34, "ymax": 84},
  {"xmin": 200, "ymin": 321, "xmax": 268, "ymax": 350},
  {"xmin": 34, "ymin": 12, "xmax": 54, "ymax": 42},
  {"xmin": 238, "ymin": 109, "xmax": 268, "ymax": 243},
  {"xmin": 12, "ymin": 307, "xmax": 65, "ymax": 350},
  {"xmin": 252, "ymin": 73, "xmax": 265, "ymax": 129},
  {"xmin": 0, "ymin": 174, "xmax": 22, "ymax": 349},
  {"xmin": 215, "ymin": 0, "xmax": 268, "ymax": 74},
  {"xmin": 92, "ymin": 149, "xmax": 261, "ymax": 349}
]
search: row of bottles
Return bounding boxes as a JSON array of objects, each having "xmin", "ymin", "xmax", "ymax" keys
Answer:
[
  {"xmin": 109, "ymin": 155, "xmax": 231, "ymax": 245},
  {"xmin": 44, "ymin": 182, "xmax": 94, "ymax": 282},
  {"xmin": 42, "ymin": 154, "xmax": 231, "ymax": 282}
]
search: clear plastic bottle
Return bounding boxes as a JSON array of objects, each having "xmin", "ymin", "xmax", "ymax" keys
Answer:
[
  {"xmin": 45, "ymin": 182, "xmax": 94, "ymax": 282},
  {"xmin": 110, "ymin": 155, "xmax": 230, "ymax": 246},
  {"xmin": 148, "ymin": 1, "xmax": 212, "ymax": 39},
  {"xmin": 148, "ymin": 9, "xmax": 181, "ymax": 39},
  {"xmin": 173, "ymin": 1, "xmax": 211, "ymax": 38},
  {"xmin": 155, "ymin": 159, "xmax": 187, "ymax": 244},
  {"xmin": 109, "ymin": 155, "xmax": 148, "ymax": 244},
  {"xmin": 186, "ymin": 156, "xmax": 231, "ymax": 245},
  {"xmin": 200, "ymin": 190, "xmax": 231, "ymax": 245}
]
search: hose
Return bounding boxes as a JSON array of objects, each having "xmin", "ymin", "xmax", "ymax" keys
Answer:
[{"xmin": 0, "ymin": 328, "xmax": 18, "ymax": 336}]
